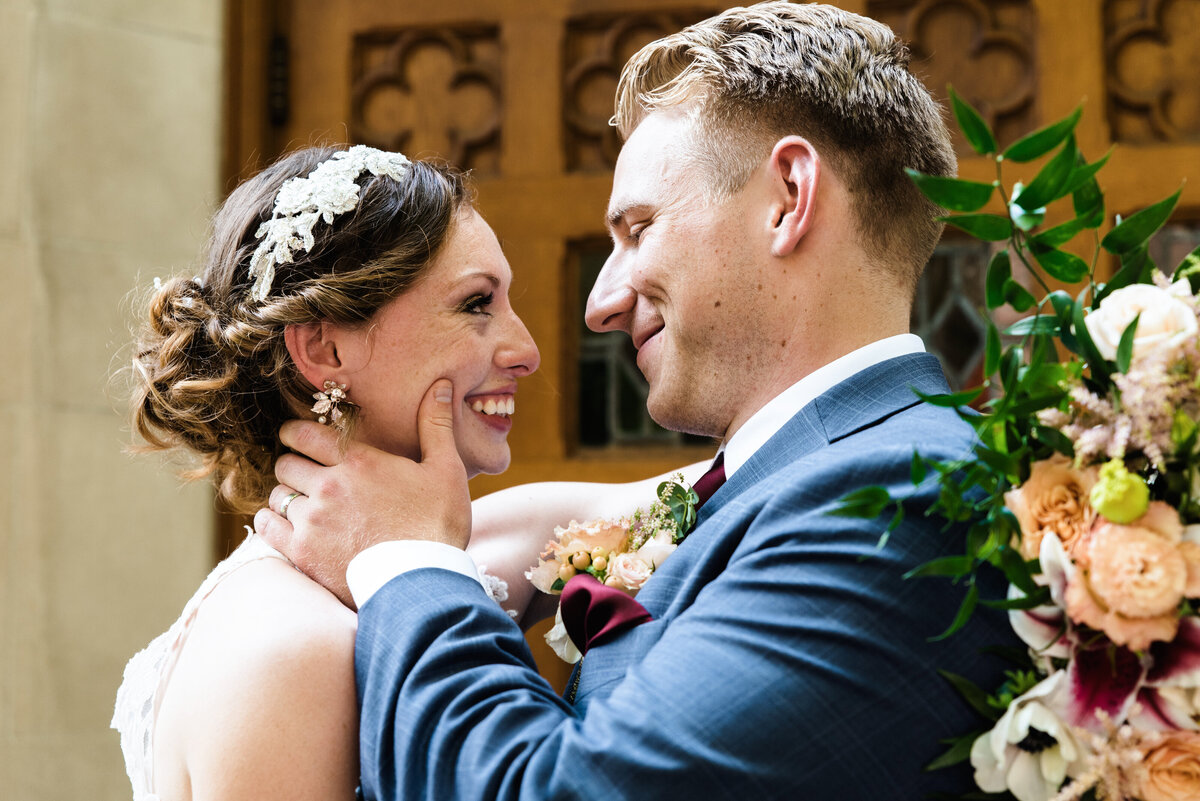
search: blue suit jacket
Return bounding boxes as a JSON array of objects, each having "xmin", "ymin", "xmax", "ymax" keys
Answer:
[{"xmin": 355, "ymin": 353, "xmax": 1013, "ymax": 799}]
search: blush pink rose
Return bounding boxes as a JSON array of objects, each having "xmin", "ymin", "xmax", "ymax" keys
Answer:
[
  {"xmin": 1005, "ymin": 456, "xmax": 1097, "ymax": 560},
  {"xmin": 1136, "ymin": 731, "xmax": 1200, "ymax": 801},
  {"xmin": 607, "ymin": 552, "xmax": 654, "ymax": 592}
]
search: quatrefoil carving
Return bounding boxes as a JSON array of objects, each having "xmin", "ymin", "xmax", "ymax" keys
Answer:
[
  {"xmin": 351, "ymin": 27, "xmax": 502, "ymax": 171},
  {"xmin": 870, "ymin": 0, "xmax": 1035, "ymax": 152},
  {"xmin": 1106, "ymin": 0, "xmax": 1200, "ymax": 142},
  {"xmin": 563, "ymin": 11, "xmax": 714, "ymax": 171}
]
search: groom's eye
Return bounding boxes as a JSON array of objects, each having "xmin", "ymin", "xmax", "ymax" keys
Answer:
[{"xmin": 627, "ymin": 223, "xmax": 647, "ymax": 244}]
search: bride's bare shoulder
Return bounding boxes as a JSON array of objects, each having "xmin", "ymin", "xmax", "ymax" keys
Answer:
[{"xmin": 154, "ymin": 557, "xmax": 358, "ymax": 800}]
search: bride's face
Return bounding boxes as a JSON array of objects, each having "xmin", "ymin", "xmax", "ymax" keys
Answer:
[{"xmin": 337, "ymin": 209, "xmax": 540, "ymax": 477}]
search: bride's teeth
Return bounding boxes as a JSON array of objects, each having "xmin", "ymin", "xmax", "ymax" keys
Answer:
[
  {"xmin": 506, "ymin": 398, "xmax": 515, "ymax": 414},
  {"xmin": 472, "ymin": 400, "xmax": 484, "ymax": 412},
  {"xmin": 484, "ymin": 399, "xmax": 497, "ymax": 414}
]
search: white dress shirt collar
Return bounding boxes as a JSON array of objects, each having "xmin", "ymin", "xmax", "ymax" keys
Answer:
[{"xmin": 720, "ymin": 334, "xmax": 926, "ymax": 478}]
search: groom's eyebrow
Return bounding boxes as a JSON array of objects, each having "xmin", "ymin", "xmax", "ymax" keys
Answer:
[{"xmin": 605, "ymin": 202, "xmax": 649, "ymax": 232}]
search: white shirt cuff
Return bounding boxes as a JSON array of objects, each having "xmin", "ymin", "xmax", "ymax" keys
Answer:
[{"xmin": 347, "ymin": 540, "xmax": 481, "ymax": 609}]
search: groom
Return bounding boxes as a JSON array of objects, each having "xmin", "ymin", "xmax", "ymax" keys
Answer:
[{"xmin": 262, "ymin": 3, "xmax": 1012, "ymax": 798}]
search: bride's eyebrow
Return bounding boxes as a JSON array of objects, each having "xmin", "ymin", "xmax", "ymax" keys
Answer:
[{"xmin": 450, "ymin": 272, "xmax": 501, "ymax": 289}]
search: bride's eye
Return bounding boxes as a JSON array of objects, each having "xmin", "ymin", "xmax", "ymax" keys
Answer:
[{"xmin": 459, "ymin": 293, "xmax": 495, "ymax": 316}]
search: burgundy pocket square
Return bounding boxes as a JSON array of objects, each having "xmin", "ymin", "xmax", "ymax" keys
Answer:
[{"xmin": 560, "ymin": 573, "xmax": 653, "ymax": 656}]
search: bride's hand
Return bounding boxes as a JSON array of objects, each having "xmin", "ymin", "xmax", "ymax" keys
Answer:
[{"xmin": 255, "ymin": 379, "xmax": 471, "ymax": 608}]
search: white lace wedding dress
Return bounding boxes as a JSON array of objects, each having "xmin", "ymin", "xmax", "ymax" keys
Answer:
[{"xmin": 111, "ymin": 532, "xmax": 512, "ymax": 800}]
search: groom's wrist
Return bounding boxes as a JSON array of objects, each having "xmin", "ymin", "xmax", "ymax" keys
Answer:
[{"xmin": 347, "ymin": 541, "xmax": 481, "ymax": 608}]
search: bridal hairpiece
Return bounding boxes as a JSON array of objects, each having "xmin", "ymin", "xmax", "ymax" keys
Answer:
[{"xmin": 247, "ymin": 145, "xmax": 411, "ymax": 302}]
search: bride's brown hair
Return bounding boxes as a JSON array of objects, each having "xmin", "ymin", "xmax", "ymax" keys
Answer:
[{"xmin": 129, "ymin": 146, "xmax": 473, "ymax": 513}]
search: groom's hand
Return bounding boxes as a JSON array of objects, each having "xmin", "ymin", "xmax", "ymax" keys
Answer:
[{"xmin": 255, "ymin": 379, "xmax": 471, "ymax": 607}]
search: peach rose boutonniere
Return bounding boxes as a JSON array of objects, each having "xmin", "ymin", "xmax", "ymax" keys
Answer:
[{"xmin": 528, "ymin": 476, "xmax": 699, "ymax": 662}]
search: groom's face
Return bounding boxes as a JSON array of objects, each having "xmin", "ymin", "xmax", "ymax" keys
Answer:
[{"xmin": 586, "ymin": 111, "xmax": 774, "ymax": 439}]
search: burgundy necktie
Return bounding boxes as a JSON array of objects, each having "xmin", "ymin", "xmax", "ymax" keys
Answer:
[{"xmin": 560, "ymin": 453, "xmax": 728, "ymax": 657}]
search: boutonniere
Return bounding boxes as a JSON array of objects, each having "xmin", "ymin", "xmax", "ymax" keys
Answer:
[{"xmin": 525, "ymin": 476, "xmax": 699, "ymax": 662}]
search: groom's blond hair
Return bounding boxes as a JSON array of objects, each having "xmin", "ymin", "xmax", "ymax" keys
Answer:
[{"xmin": 614, "ymin": 1, "xmax": 955, "ymax": 285}]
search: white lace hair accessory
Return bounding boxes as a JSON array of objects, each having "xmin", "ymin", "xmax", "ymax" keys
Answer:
[{"xmin": 247, "ymin": 145, "xmax": 411, "ymax": 302}]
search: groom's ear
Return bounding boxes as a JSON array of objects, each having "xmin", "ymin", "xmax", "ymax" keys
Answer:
[
  {"xmin": 765, "ymin": 136, "xmax": 819, "ymax": 258},
  {"xmin": 284, "ymin": 321, "xmax": 347, "ymax": 389}
]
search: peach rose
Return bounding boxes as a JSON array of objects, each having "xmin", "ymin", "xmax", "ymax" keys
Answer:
[
  {"xmin": 1084, "ymin": 283, "xmax": 1198, "ymax": 364},
  {"xmin": 1136, "ymin": 731, "xmax": 1200, "ymax": 801},
  {"xmin": 1065, "ymin": 515, "xmax": 1189, "ymax": 650},
  {"xmin": 1005, "ymin": 456, "xmax": 1097, "ymax": 560}
]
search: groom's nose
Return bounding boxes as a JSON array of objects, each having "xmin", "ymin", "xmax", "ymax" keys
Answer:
[{"xmin": 585, "ymin": 250, "xmax": 636, "ymax": 335}]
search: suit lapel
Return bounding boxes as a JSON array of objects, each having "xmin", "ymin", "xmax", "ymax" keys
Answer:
[{"xmin": 696, "ymin": 352, "xmax": 950, "ymax": 523}]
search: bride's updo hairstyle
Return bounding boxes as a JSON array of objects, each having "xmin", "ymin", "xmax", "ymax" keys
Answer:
[{"xmin": 130, "ymin": 146, "xmax": 473, "ymax": 513}]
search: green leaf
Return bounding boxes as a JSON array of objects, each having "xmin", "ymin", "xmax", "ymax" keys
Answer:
[
  {"xmin": 906, "ymin": 169, "xmax": 995, "ymax": 212},
  {"xmin": 931, "ymin": 582, "xmax": 979, "ymax": 641},
  {"xmin": 1073, "ymin": 174, "xmax": 1105, "ymax": 229},
  {"xmin": 832, "ymin": 485, "xmax": 892, "ymax": 518},
  {"xmin": 974, "ymin": 445, "xmax": 1020, "ymax": 476},
  {"xmin": 1116, "ymin": 313, "xmax": 1140, "ymax": 374},
  {"xmin": 1101, "ymin": 187, "xmax": 1183, "ymax": 254},
  {"xmin": 915, "ymin": 387, "xmax": 985, "ymax": 408},
  {"xmin": 1072, "ymin": 290, "xmax": 1111, "ymax": 383},
  {"xmin": 938, "ymin": 670, "xmax": 1001, "ymax": 721},
  {"xmin": 910, "ymin": 451, "xmax": 927, "ymax": 485},
  {"xmin": 1013, "ymin": 135, "xmax": 1078, "ymax": 211},
  {"xmin": 924, "ymin": 733, "xmax": 984, "ymax": 772},
  {"xmin": 1061, "ymin": 147, "xmax": 1112, "ymax": 197},
  {"xmin": 1002, "ymin": 105, "xmax": 1082, "ymax": 163},
  {"xmin": 1010, "ymin": 187, "xmax": 1046, "ymax": 232},
  {"xmin": 904, "ymin": 555, "xmax": 974, "ymax": 579},
  {"xmin": 983, "ymin": 589, "xmax": 1054, "ymax": 610},
  {"xmin": 940, "ymin": 213, "xmax": 1013, "ymax": 241},
  {"xmin": 1031, "ymin": 424, "xmax": 1075, "ymax": 457},
  {"xmin": 1003, "ymin": 314, "xmax": 1060, "ymax": 337},
  {"xmin": 949, "ymin": 86, "xmax": 996, "ymax": 156},
  {"xmin": 1004, "ymin": 279, "xmax": 1037, "ymax": 312},
  {"xmin": 1031, "ymin": 216, "xmax": 1088, "ymax": 249},
  {"xmin": 1031, "ymin": 244, "xmax": 1089, "ymax": 283},
  {"xmin": 984, "ymin": 250, "xmax": 1011, "ymax": 309},
  {"xmin": 1000, "ymin": 346, "xmax": 1022, "ymax": 393},
  {"xmin": 984, "ymin": 322, "xmax": 1001, "ymax": 378},
  {"xmin": 998, "ymin": 547, "xmax": 1039, "ymax": 595},
  {"xmin": 1096, "ymin": 243, "xmax": 1154, "ymax": 303},
  {"xmin": 1047, "ymin": 290, "xmax": 1075, "ymax": 326},
  {"xmin": 1173, "ymin": 243, "xmax": 1200, "ymax": 293}
]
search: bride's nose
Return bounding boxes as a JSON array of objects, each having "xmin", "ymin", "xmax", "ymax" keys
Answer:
[{"xmin": 499, "ymin": 311, "xmax": 540, "ymax": 376}]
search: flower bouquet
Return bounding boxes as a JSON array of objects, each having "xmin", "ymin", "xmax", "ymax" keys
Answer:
[{"xmin": 838, "ymin": 89, "xmax": 1200, "ymax": 801}]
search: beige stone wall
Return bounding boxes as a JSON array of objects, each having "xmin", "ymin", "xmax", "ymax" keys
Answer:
[{"xmin": 1, "ymin": 1, "xmax": 222, "ymax": 798}]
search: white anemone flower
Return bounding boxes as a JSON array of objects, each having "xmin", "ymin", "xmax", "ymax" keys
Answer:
[{"xmin": 971, "ymin": 672, "xmax": 1088, "ymax": 801}]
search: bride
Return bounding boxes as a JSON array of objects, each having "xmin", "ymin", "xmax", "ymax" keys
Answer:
[
  {"xmin": 113, "ymin": 143, "xmax": 703, "ymax": 800},
  {"xmin": 111, "ymin": 143, "xmax": 552, "ymax": 801}
]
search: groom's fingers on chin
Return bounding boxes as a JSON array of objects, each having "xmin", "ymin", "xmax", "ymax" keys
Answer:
[{"xmin": 279, "ymin": 419, "xmax": 343, "ymax": 465}]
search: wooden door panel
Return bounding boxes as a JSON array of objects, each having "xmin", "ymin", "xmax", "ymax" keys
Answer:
[{"xmin": 224, "ymin": 0, "xmax": 1200, "ymax": 691}]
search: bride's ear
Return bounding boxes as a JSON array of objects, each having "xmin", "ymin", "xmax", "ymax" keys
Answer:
[
  {"xmin": 766, "ymin": 136, "xmax": 819, "ymax": 258},
  {"xmin": 284, "ymin": 322, "xmax": 345, "ymax": 389}
]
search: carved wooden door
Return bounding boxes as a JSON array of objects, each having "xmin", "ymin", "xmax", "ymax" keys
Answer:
[{"xmin": 225, "ymin": 0, "xmax": 1200, "ymax": 687}]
